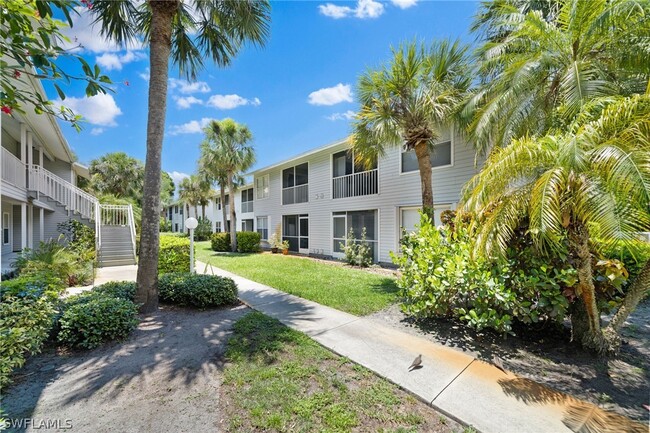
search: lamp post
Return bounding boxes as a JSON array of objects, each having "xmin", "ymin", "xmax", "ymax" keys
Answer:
[{"xmin": 185, "ymin": 217, "xmax": 198, "ymax": 273}]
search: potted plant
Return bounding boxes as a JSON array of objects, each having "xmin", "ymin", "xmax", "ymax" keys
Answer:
[
  {"xmin": 269, "ymin": 233, "xmax": 280, "ymax": 254},
  {"xmin": 281, "ymin": 240, "xmax": 290, "ymax": 255}
]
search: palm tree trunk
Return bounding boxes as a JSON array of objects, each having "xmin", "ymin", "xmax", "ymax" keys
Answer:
[
  {"xmin": 414, "ymin": 141, "xmax": 435, "ymax": 220},
  {"xmin": 220, "ymin": 187, "xmax": 227, "ymax": 233},
  {"xmin": 227, "ymin": 174, "xmax": 237, "ymax": 252},
  {"xmin": 568, "ymin": 223, "xmax": 608, "ymax": 353},
  {"xmin": 603, "ymin": 259, "xmax": 650, "ymax": 351},
  {"xmin": 135, "ymin": 0, "xmax": 177, "ymax": 314},
  {"xmin": 202, "ymin": 204, "xmax": 206, "ymax": 219}
]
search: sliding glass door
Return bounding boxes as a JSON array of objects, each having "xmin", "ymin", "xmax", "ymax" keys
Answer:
[
  {"xmin": 283, "ymin": 214, "xmax": 309, "ymax": 253},
  {"xmin": 332, "ymin": 210, "xmax": 378, "ymax": 262}
]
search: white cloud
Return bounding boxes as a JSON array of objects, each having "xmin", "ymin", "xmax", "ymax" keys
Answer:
[
  {"xmin": 168, "ymin": 117, "xmax": 214, "ymax": 135},
  {"xmin": 169, "ymin": 78, "xmax": 211, "ymax": 94},
  {"xmin": 318, "ymin": 0, "xmax": 384, "ymax": 19},
  {"xmin": 170, "ymin": 171, "xmax": 190, "ymax": 188},
  {"xmin": 96, "ymin": 51, "xmax": 146, "ymax": 71},
  {"xmin": 138, "ymin": 68, "xmax": 150, "ymax": 82},
  {"xmin": 308, "ymin": 83, "xmax": 353, "ymax": 106},
  {"xmin": 318, "ymin": 3, "xmax": 353, "ymax": 18},
  {"xmin": 175, "ymin": 96, "xmax": 204, "ymax": 109},
  {"xmin": 57, "ymin": 93, "xmax": 122, "ymax": 126},
  {"xmin": 90, "ymin": 127, "xmax": 105, "ymax": 135},
  {"xmin": 60, "ymin": 7, "xmax": 142, "ymax": 53},
  {"xmin": 327, "ymin": 110, "xmax": 357, "ymax": 121},
  {"xmin": 391, "ymin": 0, "xmax": 417, "ymax": 9},
  {"xmin": 206, "ymin": 94, "xmax": 261, "ymax": 110}
]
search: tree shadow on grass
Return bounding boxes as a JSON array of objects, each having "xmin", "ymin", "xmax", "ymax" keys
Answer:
[{"xmin": 368, "ymin": 278, "xmax": 400, "ymax": 298}]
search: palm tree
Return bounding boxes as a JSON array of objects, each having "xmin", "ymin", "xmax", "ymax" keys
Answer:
[
  {"xmin": 461, "ymin": 94, "xmax": 650, "ymax": 354},
  {"xmin": 90, "ymin": 0, "xmax": 271, "ymax": 312},
  {"xmin": 352, "ymin": 39, "xmax": 471, "ymax": 218},
  {"xmin": 178, "ymin": 175, "xmax": 200, "ymax": 220},
  {"xmin": 465, "ymin": 0, "xmax": 650, "ymax": 153},
  {"xmin": 89, "ymin": 152, "xmax": 144, "ymax": 199},
  {"xmin": 199, "ymin": 119, "xmax": 255, "ymax": 252}
]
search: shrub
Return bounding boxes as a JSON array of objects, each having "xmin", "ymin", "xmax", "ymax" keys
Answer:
[
  {"xmin": 237, "ymin": 231, "xmax": 261, "ymax": 253},
  {"xmin": 159, "ymin": 216, "xmax": 172, "ymax": 233},
  {"xmin": 211, "ymin": 232, "xmax": 231, "ymax": 252},
  {"xmin": 0, "ymin": 296, "xmax": 56, "ymax": 388},
  {"xmin": 159, "ymin": 273, "xmax": 238, "ymax": 308},
  {"xmin": 0, "ymin": 274, "xmax": 66, "ymax": 302},
  {"xmin": 341, "ymin": 227, "xmax": 373, "ymax": 267},
  {"xmin": 58, "ymin": 296, "xmax": 139, "ymax": 349},
  {"xmin": 159, "ymin": 234, "xmax": 191, "ymax": 274},
  {"xmin": 93, "ymin": 281, "xmax": 137, "ymax": 302},
  {"xmin": 57, "ymin": 219, "xmax": 95, "ymax": 260},
  {"xmin": 194, "ymin": 217, "xmax": 213, "ymax": 241},
  {"xmin": 14, "ymin": 240, "xmax": 93, "ymax": 287}
]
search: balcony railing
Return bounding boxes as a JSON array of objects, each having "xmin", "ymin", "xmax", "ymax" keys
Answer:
[
  {"xmin": 29, "ymin": 165, "xmax": 98, "ymax": 221},
  {"xmin": 2, "ymin": 148, "xmax": 26, "ymax": 189},
  {"xmin": 241, "ymin": 201, "xmax": 254, "ymax": 213},
  {"xmin": 282, "ymin": 184, "xmax": 308, "ymax": 205},
  {"xmin": 333, "ymin": 169, "xmax": 378, "ymax": 199}
]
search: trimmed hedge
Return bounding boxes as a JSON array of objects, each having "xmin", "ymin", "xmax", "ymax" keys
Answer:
[
  {"xmin": 159, "ymin": 234, "xmax": 192, "ymax": 274},
  {"xmin": 1, "ymin": 274, "xmax": 66, "ymax": 302},
  {"xmin": 159, "ymin": 272, "xmax": 238, "ymax": 308},
  {"xmin": 93, "ymin": 281, "xmax": 137, "ymax": 302},
  {"xmin": 58, "ymin": 295, "xmax": 139, "ymax": 349},
  {"xmin": 211, "ymin": 231, "xmax": 261, "ymax": 253},
  {"xmin": 0, "ymin": 296, "xmax": 56, "ymax": 388}
]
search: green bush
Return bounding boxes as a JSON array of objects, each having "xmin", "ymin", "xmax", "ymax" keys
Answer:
[
  {"xmin": 93, "ymin": 281, "xmax": 137, "ymax": 302},
  {"xmin": 159, "ymin": 272, "xmax": 238, "ymax": 308},
  {"xmin": 211, "ymin": 232, "xmax": 231, "ymax": 252},
  {"xmin": 195, "ymin": 217, "xmax": 213, "ymax": 241},
  {"xmin": 14, "ymin": 240, "xmax": 93, "ymax": 287},
  {"xmin": 58, "ymin": 296, "xmax": 139, "ymax": 349},
  {"xmin": 237, "ymin": 231, "xmax": 261, "ymax": 253},
  {"xmin": 159, "ymin": 234, "xmax": 192, "ymax": 274},
  {"xmin": 160, "ymin": 216, "xmax": 172, "ymax": 232},
  {"xmin": 0, "ymin": 296, "xmax": 56, "ymax": 388},
  {"xmin": 1, "ymin": 273, "xmax": 66, "ymax": 302},
  {"xmin": 341, "ymin": 227, "xmax": 373, "ymax": 267},
  {"xmin": 57, "ymin": 219, "xmax": 95, "ymax": 261}
]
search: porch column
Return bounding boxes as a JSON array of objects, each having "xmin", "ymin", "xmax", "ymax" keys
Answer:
[
  {"xmin": 26, "ymin": 131, "xmax": 33, "ymax": 189},
  {"xmin": 27, "ymin": 204, "xmax": 33, "ymax": 249},
  {"xmin": 20, "ymin": 203, "xmax": 27, "ymax": 250},
  {"xmin": 39, "ymin": 208, "xmax": 44, "ymax": 242},
  {"xmin": 20, "ymin": 124, "xmax": 28, "ymax": 189}
]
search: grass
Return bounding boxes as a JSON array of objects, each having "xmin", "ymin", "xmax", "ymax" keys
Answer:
[
  {"xmin": 195, "ymin": 241, "xmax": 399, "ymax": 316},
  {"xmin": 220, "ymin": 312, "xmax": 464, "ymax": 433}
]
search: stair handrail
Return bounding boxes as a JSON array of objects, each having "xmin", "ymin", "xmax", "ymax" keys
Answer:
[
  {"xmin": 95, "ymin": 201, "xmax": 101, "ymax": 255},
  {"xmin": 127, "ymin": 204, "xmax": 137, "ymax": 258},
  {"xmin": 29, "ymin": 165, "xmax": 98, "ymax": 220}
]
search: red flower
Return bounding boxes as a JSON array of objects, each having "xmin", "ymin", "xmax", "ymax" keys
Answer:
[
  {"xmin": 80, "ymin": 0, "xmax": 93, "ymax": 9},
  {"xmin": 123, "ymin": 80, "xmax": 130, "ymax": 86},
  {"xmin": 13, "ymin": 70, "xmax": 21, "ymax": 79},
  {"xmin": 1, "ymin": 106, "xmax": 12, "ymax": 115}
]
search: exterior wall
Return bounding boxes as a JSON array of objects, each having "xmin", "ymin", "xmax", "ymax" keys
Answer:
[
  {"xmin": 2, "ymin": 129, "xmax": 20, "ymax": 157},
  {"xmin": 252, "ymin": 131, "xmax": 483, "ymax": 263},
  {"xmin": 43, "ymin": 159, "xmax": 74, "ymax": 183},
  {"xmin": 1, "ymin": 202, "xmax": 14, "ymax": 255},
  {"xmin": 12, "ymin": 205, "xmax": 21, "ymax": 252}
]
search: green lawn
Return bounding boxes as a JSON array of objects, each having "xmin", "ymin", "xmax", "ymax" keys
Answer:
[
  {"xmin": 195, "ymin": 241, "xmax": 399, "ymax": 316},
  {"xmin": 221, "ymin": 312, "xmax": 465, "ymax": 433}
]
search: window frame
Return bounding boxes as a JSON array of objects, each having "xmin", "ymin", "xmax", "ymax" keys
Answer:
[
  {"xmin": 281, "ymin": 162, "xmax": 309, "ymax": 205},
  {"xmin": 255, "ymin": 174, "xmax": 270, "ymax": 200},
  {"xmin": 2, "ymin": 212, "xmax": 10, "ymax": 246},
  {"xmin": 256, "ymin": 216, "xmax": 269, "ymax": 241},
  {"xmin": 399, "ymin": 136, "xmax": 454, "ymax": 175}
]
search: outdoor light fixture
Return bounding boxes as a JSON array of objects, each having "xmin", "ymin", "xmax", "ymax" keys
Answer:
[{"xmin": 185, "ymin": 217, "xmax": 198, "ymax": 273}]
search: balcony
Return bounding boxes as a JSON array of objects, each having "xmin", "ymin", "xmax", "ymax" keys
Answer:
[
  {"xmin": 282, "ymin": 184, "xmax": 308, "ymax": 205},
  {"xmin": 2, "ymin": 147, "xmax": 26, "ymax": 189},
  {"xmin": 332, "ymin": 169, "xmax": 378, "ymax": 199}
]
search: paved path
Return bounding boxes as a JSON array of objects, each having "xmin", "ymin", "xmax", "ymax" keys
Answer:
[
  {"xmin": 65, "ymin": 265, "xmax": 137, "ymax": 296},
  {"xmin": 197, "ymin": 260, "xmax": 646, "ymax": 433}
]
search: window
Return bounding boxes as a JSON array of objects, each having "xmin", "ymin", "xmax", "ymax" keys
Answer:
[
  {"xmin": 400, "ymin": 204, "xmax": 452, "ymax": 237},
  {"xmin": 215, "ymin": 221, "xmax": 222, "ymax": 232},
  {"xmin": 256, "ymin": 216, "xmax": 268, "ymax": 240},
  {"xmin": 332, "ymin": 150, "xmax": 376, "ymax": 178},
  {"xmin": 216, "ymin": 197, "xmax": 221, "ymax": 210},
  {"xmin": 282, "ymin": 163, "xmax": 309, "ymax": 205},
  {"xmin": 174, "ymin": 205, "xmax": 178, "ymax": 214},
  {"xmin": 2, "ymin": 212, "xmax": 9, "ymax": 245},
  {"xmin": 401, "ymin": 140, "xmax": 452, "ymax": 173},
  {"xmin": 255, "ymin": 174, "xmax": 269, "ymax": 199},
  {"xmin": 242, "ymin": 219, "xmax": 254, "ymax": 232},
  {"xmin": 283, "ymin": 214, "xmax": 308, "ymax": 252},
  {"xmin": 241, "ymin": 188, "xmax": 254, "ymax": 213},
  {"xmin": 332, "ymin": 150, "xmax": 378, "ymax": 198},
  {"xmin": 180, "ymin": 206, "xmax": 183, "ymax": 215},
  {"xmin": 333, "ymin": 210, "xmax": 378, "ymax": 261},
  {"xmin": 168, "ymin": 208, "xmax": 172, "ymax": 219},
  {"xmin": 174, "ymin": 223, "xmax": 178, "ymax": 232}
]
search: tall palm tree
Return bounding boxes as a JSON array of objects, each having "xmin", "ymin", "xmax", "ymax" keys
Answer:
[
  {"xmin": 200, "ymin": 119, "xmax": 255, "ymax": 252},
  {"xmin": 462, "ymin": 94, "xmax": 650, "ymax": 354},
  {"xmin": 89, "ymin": 152, "xmax": 144, "ymax": 199},
  {"xmin": 178, "ymin": 175, "xmax": 201, "ymax": 220},
  {"xmin": 90, "ymin": 0, "xmax": 271, "ymax": 312},
  {"xmin": 465, "ymin": 0, "xmax": 650, "ymax": 153},
  {"xmin": 352, "ymin": 39, "xmax": 471, "ymax": 218}
]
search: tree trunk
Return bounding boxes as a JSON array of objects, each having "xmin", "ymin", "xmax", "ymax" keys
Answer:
[
  {"xmin": 414, "ymin": 141, "xmax": 435, "ymax": 220},
  {"xmin": 194, "ymin": 205, "xmax": 199, "ymax": 218},
  {"xmin": 228, "ymin": 174, "xmax": 237, "ymax": 252},
  {"xmin": 568, "ymin": 223, "xmax": 608, "ymax": 353},
  {"xmin": 603, "ymin": 259, "xmax": 650, "ymax": 351},
  {"xmin": 202, "ymin": 204, "xmax": 206, "ymax": 219},
  {"xmin": 185, "ymin": 203, "xmax": 190, "ymax": 234},
  {"xmin": 220, "ymin": 187, "xmax": 227, "ymax": 233},
  {"xmin": 135, "ymin": 0, "xmax": 177, "ymax": 314}
]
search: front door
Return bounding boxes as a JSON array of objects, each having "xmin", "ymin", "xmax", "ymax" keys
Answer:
[{"xmin": 283, "ymin": 214, "xmax": 309, "ymax": 253}]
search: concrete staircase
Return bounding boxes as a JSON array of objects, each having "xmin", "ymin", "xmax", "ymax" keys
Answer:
[{"xmin": 98, "ymin": 225, "xmax": 136, "ymax": 267}]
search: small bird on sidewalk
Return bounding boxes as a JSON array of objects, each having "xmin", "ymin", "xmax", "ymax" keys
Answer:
[
  {"xmin": 408, "ymin": 354, "xmax": 423, "ymax": 371},
  {"xmin": 492, "ymin": 355, "xmax": 507, "ymax": 373}
]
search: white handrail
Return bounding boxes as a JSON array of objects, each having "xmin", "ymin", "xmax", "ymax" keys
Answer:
[
  {"xmin": 127, "ymin": 204, "xmax": 137, "ymax": 257},
  {"xmin": 96, "ymin": 204, "xmax": 137, "ymax": 258},
  {"xmin": 95, "ymin": 201, "xmax": 101, "ymax": 253},
  {"xmin": 29, "ymin": 165, "xmax": 98, "ymax": 220},
  {"xmin": 2, "ymin": 148, "xmax": 27, "ymax": 189},
  {"xmin": 333, "ymin": 169, "xmax": 378, "ymax": 199}
]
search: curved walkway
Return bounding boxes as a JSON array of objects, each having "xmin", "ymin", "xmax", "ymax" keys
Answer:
[{"xmin": 197, "ymin": 260, "xmax": 646, "ymax": 433}]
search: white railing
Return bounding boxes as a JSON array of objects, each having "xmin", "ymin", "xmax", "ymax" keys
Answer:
[
  {"xmin": 282, "ymin": 184, "xmax": 309, "ymax": 205},
  {"xmin": 96, "ymin": 204, "xmax": 137, "ymax": 257},
  {"xmin": 333, "ymin": 169, "xmax": 378, "ymax": 199},
  {"xmin": 29, "ymin": 165, "xmax": 98, "ymax": 220},
  {"xmin": 2, "ymin": 148, "xmax": 26, "ymax": 189},
  {"xmin": 241, "ymin": 201, "xmax": 253, "ymax": 213}
]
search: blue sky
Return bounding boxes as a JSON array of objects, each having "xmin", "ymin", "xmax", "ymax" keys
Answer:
[{"xmin": 50, "ymin": 0, "xmax": 478, "ymax": 187}]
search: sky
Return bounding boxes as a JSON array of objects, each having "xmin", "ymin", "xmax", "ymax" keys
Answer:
[{"xmin": 48, "ymin": 0, "xmax": 478, "ymax": 189}]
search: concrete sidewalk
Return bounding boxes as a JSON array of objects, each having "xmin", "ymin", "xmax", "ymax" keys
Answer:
[
  {"xmin": 66, "ymin": 265, "xmax": 138, "ymax": 296},
  {"xmin": 197, "ymin": 260, "xmax": 645, "ymax": 433}
]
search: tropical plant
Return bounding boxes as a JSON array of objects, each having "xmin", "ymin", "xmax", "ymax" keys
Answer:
[
  {"xmin": 352, "ymin": 39, "xmax": 471, "ymax": 218},
  {"xmin": 178, "ymin": 174, "xmax": 213, "ymax": 220},
  {"xmin": 200, "ymin": 119, "xmax": 256, "ymax": 252},
  {"xmin": 89, "ymin": 0, "xmax": 271, "ymax": 312},
  {"xmin": 89, "ymin": 152, "xmax": 144, "ymax": 199},
  {"xmin": 465, "ymin": 0, "xmax": 650, "ymax": 153},
  {"xmin": 341, "ymin": 228, "xmax": 373, "ymax": 267},
  {"xmin": 461, "ymin": 94, "xmax": 650, "ymax": 353}
]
